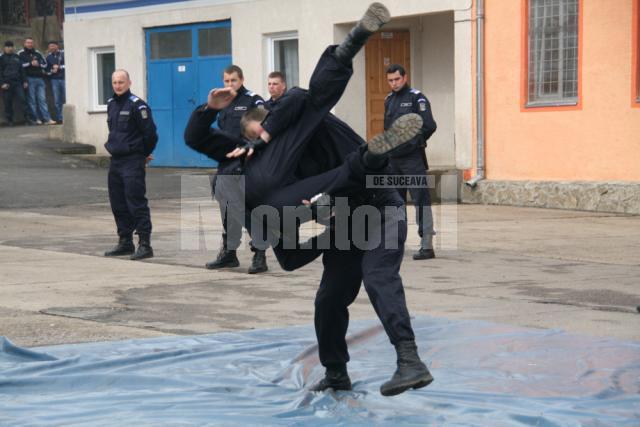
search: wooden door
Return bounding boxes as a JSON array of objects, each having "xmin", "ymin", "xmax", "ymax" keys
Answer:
[{"xmin": 365, "ymin": 30, "xmax": 411, "ymax": 139}]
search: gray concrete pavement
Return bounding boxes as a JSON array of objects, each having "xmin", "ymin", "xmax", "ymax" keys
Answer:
[
  {"xmin": 1, "ymin": 126, "xmax": 639, "ymax": 348},
  {"xmin": 1, "ymin": 200, "xmax": 639, "ymax": 348}
]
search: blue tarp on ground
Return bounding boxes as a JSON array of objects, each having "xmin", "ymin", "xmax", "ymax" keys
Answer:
[{"xmin": 1, "ymin": 317, "xmax": 639, "ymax": 426}]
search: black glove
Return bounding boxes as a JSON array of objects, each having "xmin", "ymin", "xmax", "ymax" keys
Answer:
[{"xmin": 237, "ymin": 137, "xmax": 268, "ymax": 153}]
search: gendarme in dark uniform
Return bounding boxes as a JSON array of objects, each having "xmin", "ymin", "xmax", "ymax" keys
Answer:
[
  {"xmin": 104, "ymin": 72, "xmax": 158, "ymax": 261},
  {"xmin": 206, "ymin": 67, "xmax": 268, "ymax": 274},
  {"xmin": 217, "ymin": 86, "xmax": 264, "ymax": 140},
  {"xmin": 384, "ymin": 64, "xmax": 437, "ymax": 260}
]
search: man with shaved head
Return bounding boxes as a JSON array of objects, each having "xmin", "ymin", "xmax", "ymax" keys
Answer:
[{"xmin": 104, "ymin": 69, "xmax": 158, "ymax": 260}]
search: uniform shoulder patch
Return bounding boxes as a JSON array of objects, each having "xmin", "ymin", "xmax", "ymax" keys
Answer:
[
  {"xmin": 245, "ymin": 91, "xmax": 256, "ymax": 97},
  {"xmin": 385, "ymin": 92, "xmax": 393, "ymax": 100},
  {"xmin": 107, "ymin": 98, "xmax": 114, "ymax": 103},
  {"xmin": 129, "ymin": 95, "xmax": 141, "ymax": 103},
  {"xmin": 410, "ymin": 88, "xmax": 422, "ymax": 95},
  {"xmin": 140, "ymin": 109, "xmax": 149, "ymax": 119}
]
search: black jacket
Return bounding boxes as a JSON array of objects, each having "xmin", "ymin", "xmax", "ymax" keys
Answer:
[
  {"xmin": 105, "ymin": 90, "xmax": 158, "ymax": 158},
  {"xmin": 46, "ymin": 50, "xmax": 65, "ymax": 80},
  {"xmin": 384, "ymin": 85, "xmax": 437, "ymax": 158},
  {"xmin": 0, "ymin": 52, "xmax": 26, "ymax": 85},
  {"xmin": 184, "ymin": 104, "xmax": 243, "ymax": 173},
  {"xmin": 18, "ymin": 48, "xmax": 47, "ymax": 78},
  {"xmin": 217, "ymin": 86, "xmax": 265, "ymax": 138}
]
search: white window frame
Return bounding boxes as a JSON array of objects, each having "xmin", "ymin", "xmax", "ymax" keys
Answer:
[
  {"xmin": 265, "ymin": 31, "xmax": 299, "ymax": 89},
  {"xmin": 88, "ymin": 46, "xmax": 115, "ymax": 113}
]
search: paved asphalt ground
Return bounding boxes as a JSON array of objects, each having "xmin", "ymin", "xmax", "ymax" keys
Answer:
[{"xmin": 1, "ymin": 125, "xmax": 639, "ymax": 348}]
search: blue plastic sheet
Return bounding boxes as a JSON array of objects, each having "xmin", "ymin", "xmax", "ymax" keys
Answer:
[{"xmin": 1, "ymin": 317, "xmax": 639, "ymax": 426}]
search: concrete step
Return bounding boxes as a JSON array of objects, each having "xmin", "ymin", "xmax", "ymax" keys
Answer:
[{"xmin": 53, "ymin": 143, "xmax": 96, "ymax": 155}]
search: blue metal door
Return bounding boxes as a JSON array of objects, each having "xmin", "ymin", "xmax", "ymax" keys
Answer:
[{"xmin": 146, "ymin": 21, "xmax": 232, "ymax": 167}]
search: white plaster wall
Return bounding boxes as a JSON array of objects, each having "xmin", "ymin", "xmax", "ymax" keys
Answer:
[{"xmin": 65, "ymin": 0, "xmax": 472, "ymax": 165}]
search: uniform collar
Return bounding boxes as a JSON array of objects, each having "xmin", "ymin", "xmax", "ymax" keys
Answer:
[
  {"xmin": 237, "ymin": 86, "xmax": 248, "ymax": 96},
  {"xmin": 395, "ymin": 84, "xmax": 410, "ymax": 95},
  {"xmin": 113, "ymin": 90, "xmax": 131, "ymax": 102}
]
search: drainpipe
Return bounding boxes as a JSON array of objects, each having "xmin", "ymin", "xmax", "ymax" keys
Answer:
[{"xmin": 466, "ymin": 0, "xmax": 485, "ymax": 188}]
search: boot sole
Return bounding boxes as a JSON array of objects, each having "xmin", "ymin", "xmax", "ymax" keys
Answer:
[
  {"xmin": 368, "ymin": 113, "xmax": 423, "ymax": 155},
  {"xmin": 104, "ymin": 251, "xmax": 134, "ymax": 257},
  {"xmin": 205, "ymin": 261, "xmax": 240, "ymax": 269},
  {"xmin": 130, "ymin": 251, "xmax": 154, "ymax": 261},
  {"xmin": 247, "ymin": 266, "xmax": 268, "ymax": 274},
  {"xmin": 380, "ymin": 372, "xmax": 434, "ymax": 397},
  {"xmin": 360, "ymin": 2, "xmax": 391, "ymax": 33}
]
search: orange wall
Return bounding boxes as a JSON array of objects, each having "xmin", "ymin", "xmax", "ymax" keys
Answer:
[{"xmin": 484, "ymin": 0, "xmax": 640, "ymax": 181}]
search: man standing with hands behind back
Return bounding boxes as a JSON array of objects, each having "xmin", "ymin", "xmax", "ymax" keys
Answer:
[
  {"xmin": 384, "ymin": 64, "xmax": 437, "ymax": 260},
  {"xmin": 103, "ymin": 69, "xmax": 158, "ymax": 261}
]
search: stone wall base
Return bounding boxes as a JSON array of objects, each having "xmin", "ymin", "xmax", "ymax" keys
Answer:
[{"xmin": 462, "ymin": 180, "xmax": 640, "ymax": 215}]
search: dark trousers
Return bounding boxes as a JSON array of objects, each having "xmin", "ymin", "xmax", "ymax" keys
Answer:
[
  {"xmin": 389, "ymin": 154, "xmax": 435, "ymax": 248},
  {"xmin": 272, "ymin": 204, "xmax": 415, "ymax": 368},
  {"xmin": 313, "ymin": 210, "xmax": 415, "ymax": 368},
  {"xmin": 108, "ymin": 155, "xmax": 152, "ymax": 238},
  {"xmin": 2, "ymin": 82, "xmax": 27, "ymax": 123}
]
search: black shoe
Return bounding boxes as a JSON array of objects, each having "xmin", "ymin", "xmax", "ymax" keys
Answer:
[
  {"xmin": 104, "ymin": 236, "xmax": 135, "ymax": 256},
  {"xmin": 205, "ymin": 249, "xmax": 239, "ymax": 269},
  {"xmin": 380, "ymin": 340, "xmax": 434, "ymax": 397},
  {"xmin": 248, "ymin": 250, "xmax": 268, "ymax": 274},
  {"xmin": 413, "ymin": 248, "xmax": 435, "ymax": 260},
  {"xmin": 310, "ymin": 368, "xmax": 352, "ymax": 392},
  {"xmin": 368, "ymin": 114, "xmax": 423, "ymax": 156},
  {"xmin": 130, "ymin": 235, "xmax": 153, "ymax": 260}
]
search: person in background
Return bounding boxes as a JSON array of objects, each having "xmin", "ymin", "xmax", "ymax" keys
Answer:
[
  {"xmin": 104, "ymin": 69, "xmax": 158, "ymax": 261},
  {"xmin": 46, "ymin": 41, "xmax": 65, "ymax": 123},
  {"xmin": 0, "ymin": 41, "xmax": 28, "ymax": 126},
  {"xmin": 18, "ymin": 37, "xmax": 55, "ymax": 125},
  {"xmin": 266, "ymin": 71, "xmax": 287, "ymax": 109}
]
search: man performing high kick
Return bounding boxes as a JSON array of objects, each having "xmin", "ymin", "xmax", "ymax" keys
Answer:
[{"xmin": 185, "ymin": 3, "xmax": 434, "ymax": 397}]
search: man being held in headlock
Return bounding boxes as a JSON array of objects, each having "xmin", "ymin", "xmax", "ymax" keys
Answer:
[{"xmin": 184, "ymin": 3, "xmax": 433, "ymax": 397}]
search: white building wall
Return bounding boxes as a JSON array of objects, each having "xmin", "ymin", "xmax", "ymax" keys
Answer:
[{"xmin": 65, "ymin": 0, "xmax": 472, "ymax": 169}]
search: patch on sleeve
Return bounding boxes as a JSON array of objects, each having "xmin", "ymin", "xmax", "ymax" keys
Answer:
[
  {"xmin": 418, "ymin": 98, "xmax": 427, "ymax": 111},
  {"xmin": 140, "ymin": 109, "xmax": 148, "ymax": 119}
]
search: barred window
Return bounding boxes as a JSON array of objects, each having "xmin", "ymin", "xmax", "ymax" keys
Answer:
[{"xmin": 528, "ymin": 0, "xmax": 579, "ymax": 106}]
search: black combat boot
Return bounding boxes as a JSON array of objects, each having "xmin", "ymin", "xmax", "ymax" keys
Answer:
[
  {"xmin": 104, "ymin": 235, "xmax": 135, "ymax": 256},
  {"xmin": 413, "ymin": 248, "xmax": 435, "ymax": 260},
  {"xmin": 205, "ymin": 248, "xmax": 239, "ymax": 269},
  {"xmin": 414, "ymin": 234, "xmax": 435, "ymax": 260},
  {"xmin": 310, "ymin": 365, "xmax": 352, "ymax": 392},
  {"xmin": 248, "ymin": 249, "xmax": 268, "ymax": 274},
  {"xmin": 130, "ymin": 234, "xmax": 154, "ymax": 260},
  {"xmin": 380, "ymin": 340, "xmax": 434, "ymax": 396},
  {"xmin": 363, "ymin": 113, "xmax": 424, "ymax": 169},
  {"xmin": 334, "ymin": 2, "xmax": 391, "ymax": 65}
]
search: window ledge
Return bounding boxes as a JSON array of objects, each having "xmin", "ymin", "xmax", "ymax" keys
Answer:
[
  {"xmin": 87, "ymin": 109, "xmax": 108, "ymax": 114},
  {"xmin": 526, "ymin": 100, "xmax": 578, "ymax": 108}
]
